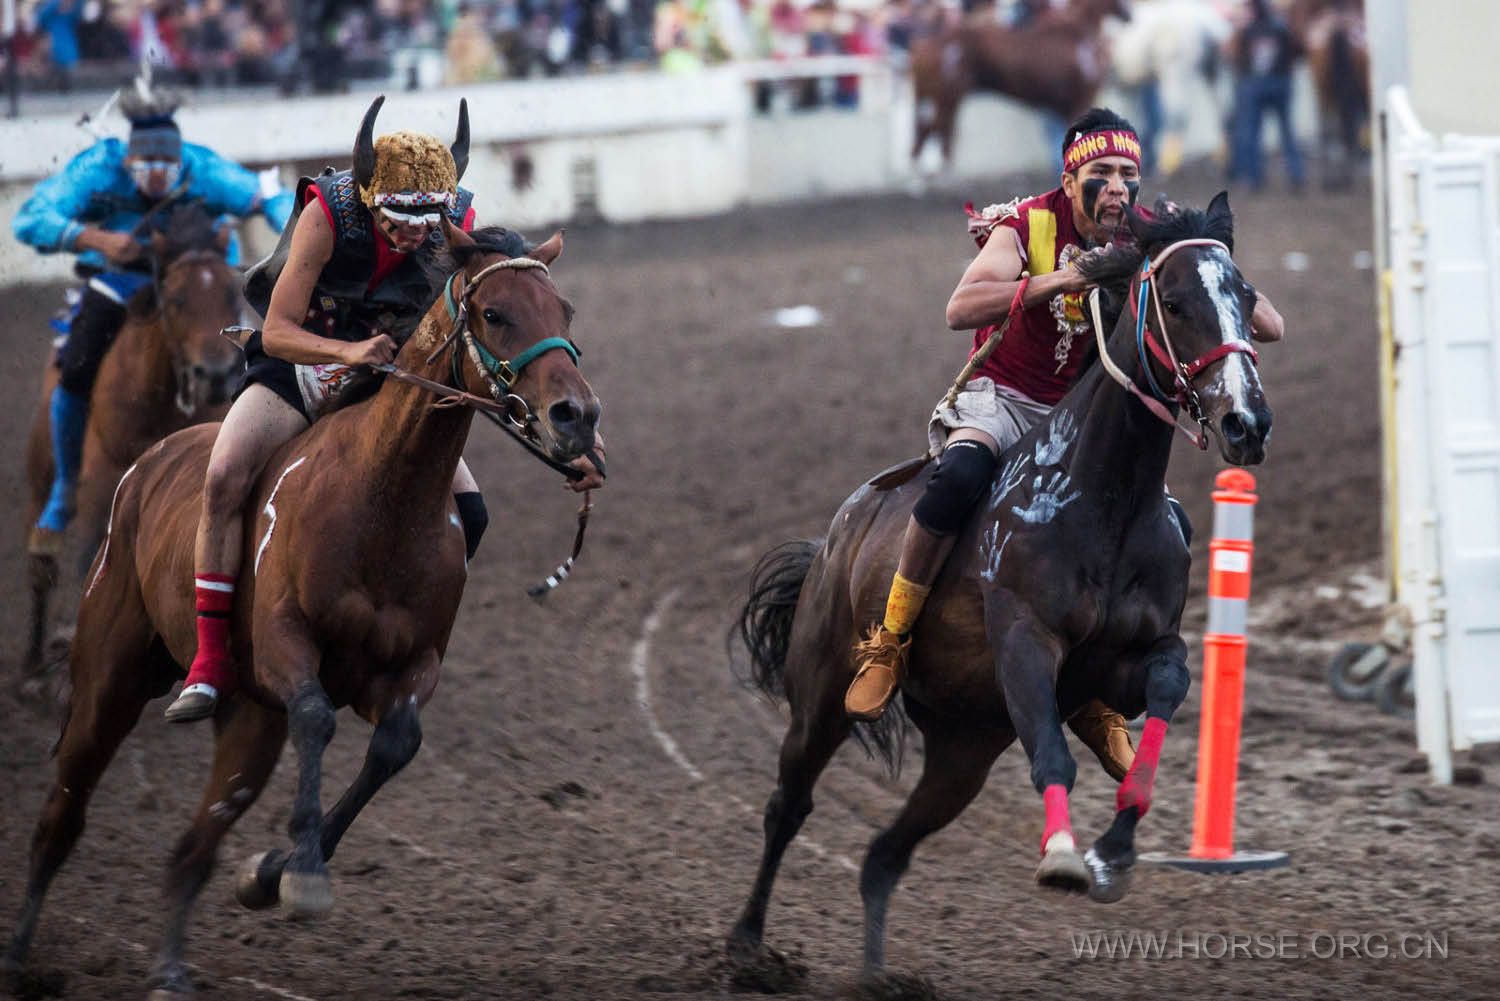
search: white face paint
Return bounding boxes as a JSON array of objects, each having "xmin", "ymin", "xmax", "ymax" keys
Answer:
[{"xmin": 1196, "ymin": 251, "xmax": 1261, "ymax": 414}]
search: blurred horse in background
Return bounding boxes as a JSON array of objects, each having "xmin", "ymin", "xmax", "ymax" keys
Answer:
[
  {"xmin": 909, "ymin": 0, "xmax": 1130, "ymax": 172},
  {"xmin": 1290, "ymin": 0, "xmax": 1369, "ymax": 188},
  {"xmin": 23, "ymin": 203, "xmax": 242, "ymax": 680}
]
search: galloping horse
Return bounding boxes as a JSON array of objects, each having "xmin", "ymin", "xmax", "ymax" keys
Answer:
[
  {"xmin": 23, "ymin": 203, "xmax": 243, "ymax": 675},
  {"xmin": 2, "ymin": 225, "xmax": 600, "ymax": 998},
  {"xmin": 730, "ymin": 195, "xmax": 1272, "ymax": 976},
  {"xmin": 908, "ymin": 0, "xmax": 1129, "ymax": 169},
  {"xmin": 1290, "ymin": 0, "xmax": 1368, "ymax": 189}
]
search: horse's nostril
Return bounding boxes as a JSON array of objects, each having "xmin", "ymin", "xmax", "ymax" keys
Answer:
[
  {"xmin": 1221, "ymin": 412, "xmax": 1248, "ymax": 443},
  {"xmin": 548, "ymin": 399, "xmax": 583, "ymax": 429}
]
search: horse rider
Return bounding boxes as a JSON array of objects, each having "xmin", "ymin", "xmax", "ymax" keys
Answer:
[
  {"xmin": 13, "ymin": 82, "xmax": 294, "ymax": 555},
  {"xmin": 163, "ymin": 97, "xmax": 607, "ymax": 723},
  {"xmin": 845, "ymin": 107, "xmax": 1286, "ymax": 781}
]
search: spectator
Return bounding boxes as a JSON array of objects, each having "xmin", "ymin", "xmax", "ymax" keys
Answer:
[
  {"xmin": 35, "ymin": 0, "xmax": 82, "ymax": 91},
  {"xmin": 1229, "ymin": 0, "xmax": 1305, "ymax": 192}
]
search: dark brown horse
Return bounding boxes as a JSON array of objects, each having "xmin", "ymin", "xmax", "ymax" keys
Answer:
[
  {"xmin": 730, "ymin": 195, "xmax": 1272, "ymax": 978},
  {"xmin": 2, "ymin": 225, "xmax": 600, "ymax": 998},
  {"xmin": 1289, "ymin": 0, "xmax": 1368, "ymax": 189},
  {"xmin": 908, "ymin": 0, "xmax": 1129, "ymax": 168},
  {"xmin": 23, "ymin": 204, "xmax": 243, "ymax": 676}
]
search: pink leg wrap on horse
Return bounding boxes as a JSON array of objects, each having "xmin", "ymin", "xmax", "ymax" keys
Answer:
[
  {"xmin": 186, "ymin": 574, "xmax": 237, "ymax": 690},
  {"xmin": 1116, "ymin": 717, "xmax": 1169, "ymax": 817},
  {"xmin": 1041, "ymin": 784, "xmax": 1072, "ymax": 853}
]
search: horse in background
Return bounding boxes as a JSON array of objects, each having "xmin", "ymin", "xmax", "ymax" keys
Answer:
[
  {"xmin": 23, "ymin": 202, "xmax": 243, "ymax": 678},
  {"xmin": 908, "ymin": 0, "xmax": 1130, "ymax": 171},
  {"xmin": 729, "ymin": 195, "xmax": 1273, "ymax": 980},
  {"xmin": 2, "ymin": 225, "xmax": 600, "ymax": 998},
  {"xmin": 1290, "ymin": 0, "xmax": 1368, "ymax": 188},
  {"xmin": 1106, "ymin": 0, "xmax": 1234, "ymax": 175}
]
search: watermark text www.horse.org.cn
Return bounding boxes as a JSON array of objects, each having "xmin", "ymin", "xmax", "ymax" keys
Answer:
[{"xmin": 1070, "ymin": 930, "xmax": 1450, "ymax": 961}]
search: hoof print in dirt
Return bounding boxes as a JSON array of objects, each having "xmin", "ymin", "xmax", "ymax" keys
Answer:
[{"xmin": 850, "ymin": 971, "xmax": 943, "ymax": 1001}]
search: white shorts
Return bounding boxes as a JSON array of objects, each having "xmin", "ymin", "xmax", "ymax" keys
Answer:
[{"xmin": 927, "ymin": 376, "xmax": 1052, "ymax": 456}]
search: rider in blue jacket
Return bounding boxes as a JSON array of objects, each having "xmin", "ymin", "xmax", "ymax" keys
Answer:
[{"xmin": 13, "ymin": 82, "xmax": 294, "ymax": 548}]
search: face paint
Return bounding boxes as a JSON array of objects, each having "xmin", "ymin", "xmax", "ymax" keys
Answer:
[
  {"xmin": 1125, "ymin": 180, "xmax": 1140, "ymax": 206},
  {"xmin": 1082, "ymin": 177, "xmax": 1108, "ymax": 222}
]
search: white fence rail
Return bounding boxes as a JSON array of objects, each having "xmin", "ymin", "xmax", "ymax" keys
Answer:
[{"xmin": 1385, "ymin": 85, "xmax": 1500, "ymax": 783}]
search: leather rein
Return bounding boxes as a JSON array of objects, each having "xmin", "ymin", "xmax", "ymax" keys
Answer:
[{"xmin": 1087, "ymin": 237, "xmax": 1259, "ymax": 449}]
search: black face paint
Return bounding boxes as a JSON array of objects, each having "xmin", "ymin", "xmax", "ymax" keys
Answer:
[
  {"xmin": 1125, "ymin": 180, "xmax": 1140, "ymax": 206},
  {"xmin": 1082, "ymin": 177, "xmax": 1108, "ymax": 222}
]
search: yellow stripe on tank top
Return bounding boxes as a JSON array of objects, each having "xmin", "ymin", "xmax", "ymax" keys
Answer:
[{"xmin": 1026, "ymin": 208, "xmax": 1058, "ymax": 274}]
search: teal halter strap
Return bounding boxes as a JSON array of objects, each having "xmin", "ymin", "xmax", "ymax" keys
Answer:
[{"xmin": 442, "ymin": 264, "xmax": 580, "ymax": 394}]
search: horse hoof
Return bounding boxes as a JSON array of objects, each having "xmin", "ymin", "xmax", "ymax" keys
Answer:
[
  {"xmin": 1083, "ymin": 847, "xmax": 1134, "ymax": 904},
  {"xmin": 278, "ymin": 869, "xmax": 333, "ymax": 919},
  {"xmin": 1035, "ymin": 846, "xmax": 1090, "ymax": 894},
  {"xmin": 235, "ymin": 851, "xmax": 281, "ymax": 910}
]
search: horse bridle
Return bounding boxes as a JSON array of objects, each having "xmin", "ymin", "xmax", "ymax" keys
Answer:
[
  {"xmin": 1088, "ymin": 237, "xmax": 1259, "ymax": 449},
  {"xmin": 154, "ymin": 247, "xmax": 233, "ymax": 418}
]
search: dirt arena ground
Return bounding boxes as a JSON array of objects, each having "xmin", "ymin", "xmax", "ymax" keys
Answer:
[{"xmin": 3, "ymin": 165, "xmax": 1499, "ymax": 1001}]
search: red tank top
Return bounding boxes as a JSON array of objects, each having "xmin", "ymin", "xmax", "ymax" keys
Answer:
[{"xmin": 965, "ymin": 188, "xmax": 1094, "ymax": 406}]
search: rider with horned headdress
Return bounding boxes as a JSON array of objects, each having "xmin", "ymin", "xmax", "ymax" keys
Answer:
[
  {"xmin": 845, "ymin": 107, "xmax": 1285, "ymax": 780},
  {"xmin": 163, "ymin": 97, "xmax": 605, "ymax": 723},
  {"xmin": 14, "ymin": 79, "xmax": 294, "ymax": 555}
]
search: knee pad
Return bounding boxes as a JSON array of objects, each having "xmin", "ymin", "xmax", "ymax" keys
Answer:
[
  {"xmin": 912, "ymin": 439, "xmax": 997, "ymax": 537},
  {"xmin": 454, "ymin": 491, "xmax": 488, "ymax": 560}
]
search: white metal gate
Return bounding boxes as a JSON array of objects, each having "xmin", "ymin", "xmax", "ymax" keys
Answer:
[{"xmin": 1386, "ymin": 87, "xmax": 1500, "ymax": 783}]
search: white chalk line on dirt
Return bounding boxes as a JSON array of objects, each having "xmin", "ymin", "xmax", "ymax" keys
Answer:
[
  {"xmin": 629, "ymin": 588, "xmax": 859, "ymax": 875},
  {"xmin": 67, "ymin": 916, "xmax": 317, "ymax": 1001}
]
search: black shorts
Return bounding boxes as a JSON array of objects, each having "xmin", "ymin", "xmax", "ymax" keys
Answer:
[{"xmin": 239, "ymin": 333, "xmax": 313, "ymax": 422}]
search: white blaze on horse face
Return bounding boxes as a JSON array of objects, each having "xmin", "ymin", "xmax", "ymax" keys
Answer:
[
  {"xmin": 1196, "ymin": 251, "xmax": 1259, "ymax": 413},
  {"xmin": 255, "ymin": 455, "xmax": 308, "ymax": 576}
]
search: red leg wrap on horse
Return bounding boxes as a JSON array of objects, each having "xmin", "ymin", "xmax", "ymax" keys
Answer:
[
  {"xmin": 186, "ymin": 574, "xmax": 237, "ymax": 690},
  {"xmin": 1116, "ymin": 717, "xmax": 1169, "ymax": 818},
  {"xmin": 1041, "ymin": 783, "xmax": 1072, "ymax": 852}
]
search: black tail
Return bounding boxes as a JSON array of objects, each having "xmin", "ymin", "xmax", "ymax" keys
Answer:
[
  {"xmin": 732, "ymin": 540, "xmax": 820, "ymax": 700},
  {"xmin": 731, "ymin": 538, "xmax": 909, "ymax": 776}
]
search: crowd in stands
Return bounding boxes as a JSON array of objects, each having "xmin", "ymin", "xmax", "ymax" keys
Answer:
[{"xmin": 4, "ymin": 0, "xmax": 924, "ymax": 94}]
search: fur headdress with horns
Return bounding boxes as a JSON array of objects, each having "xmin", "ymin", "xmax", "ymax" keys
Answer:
[
  {"xmin": 352, "ymin": 96, "xmax": 470, "ymax": 211},
  {"xmin": 118, "ymin": 75, "xmax": 184, "ymax": 161}
]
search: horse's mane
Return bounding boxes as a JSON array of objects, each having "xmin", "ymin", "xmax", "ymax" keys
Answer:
[
  {"xmin": 427, "ymin": 225, "xmax": 532, "ymax": 281},
  {"xmin": 126, "ymin": 202, "xmax": 229, "ymax": 318},
  {"xmin": 1073, "ymin": 194, "xmax": 1237, "ymax": 347}
]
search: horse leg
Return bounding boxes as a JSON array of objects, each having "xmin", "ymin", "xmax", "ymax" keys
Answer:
[
  {"xmin": 1085, "ymin": 640, "xmax": 1190, "ymax": 904},
  {"xmin": 148, "ymin": 698, "xmax": 287, "ymax": 997},
  {"xmin": 2, "ymin": 576, "xmax": 155, "ymax": 974},
  {"xmin": 236, "ymin": 694, "xmax": 424, "ymax": 911},
  {"xmin": 990, "ymin": 619, "xmax": 1085, "ymax": 893},
  {"xmin": 273, "ymin": 674, "xmax": 338, "ymax": 918},
  {"xmin": 23, "ymin": 542, "xmax": 58, "ymax": 681},
  {"xmin": 859, "ymin": 718, "xmax": 1010, "ymax": 976},
  {"xmin": 728, "ymin": 686, "xmax": 852, "ymax": 955}
]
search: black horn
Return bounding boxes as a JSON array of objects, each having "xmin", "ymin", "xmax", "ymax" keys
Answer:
[
  {"xmin": 451, "ymin": 98, "xmax": 470, "ymax": 183},
  {"xmin": 354, "ymin": 95, "xmax": 385, "ymax": 193}
]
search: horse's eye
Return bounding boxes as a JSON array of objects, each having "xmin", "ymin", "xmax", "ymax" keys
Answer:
[
  {"xmin": 1163, "ymin": 300, "xmax": 1181, "ymax": 316},
  {"xmin": 482, "ymin": 308, "xmax": 506, "ymax": 326}
]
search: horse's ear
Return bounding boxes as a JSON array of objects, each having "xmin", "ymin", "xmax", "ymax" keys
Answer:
[
  {"xmin": 442, "ymin": 216, "xmax": 475, "ymax": 251},
  {"xmin": 1207, "ymin": 190, "xmax": 1235, "ymax": 251},
  {"xmin": 1207, "ymin": 190, "xmax": 1232, "ymax": 220},
  {"xmin": 531, "ymin": 229, "xmax": 564, "ymax": 266}
]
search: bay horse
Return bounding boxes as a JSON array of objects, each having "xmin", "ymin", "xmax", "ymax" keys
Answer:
[
  {"xmin": 1, "ymin": 225, "xmax": 600, "ymax": 998},
  {"xmin": 23, "ymin": 203, "xmax": 243, "ymax": 677},
  {"xmin": 908, "ymin": 0, "xmax": 1129, "ymax": 170},
  {"xmin": 1290, "ymin": 0, "xmax": 1369, "ymax": 189},
  {"xmin": 730, "ymin": 194, "xmax": 1272, "ymax": 977}
]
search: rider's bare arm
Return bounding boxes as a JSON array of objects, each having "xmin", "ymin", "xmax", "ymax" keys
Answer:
[
  {"xmin": 945, "ymin": 228, "xmax": 1086, "ymax": 331},
  {"xmin": 263, "ymin": 206, "xmax": 397, "ymax": 367},
  {"xmin": 1250, "ymin": 290, "xmax": 1284, "ymax": 343}
]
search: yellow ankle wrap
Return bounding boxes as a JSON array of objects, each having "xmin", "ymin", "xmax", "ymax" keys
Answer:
[{"xmin": 882, "ymin": 572, "xmax": 932, "ymax": 636}]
